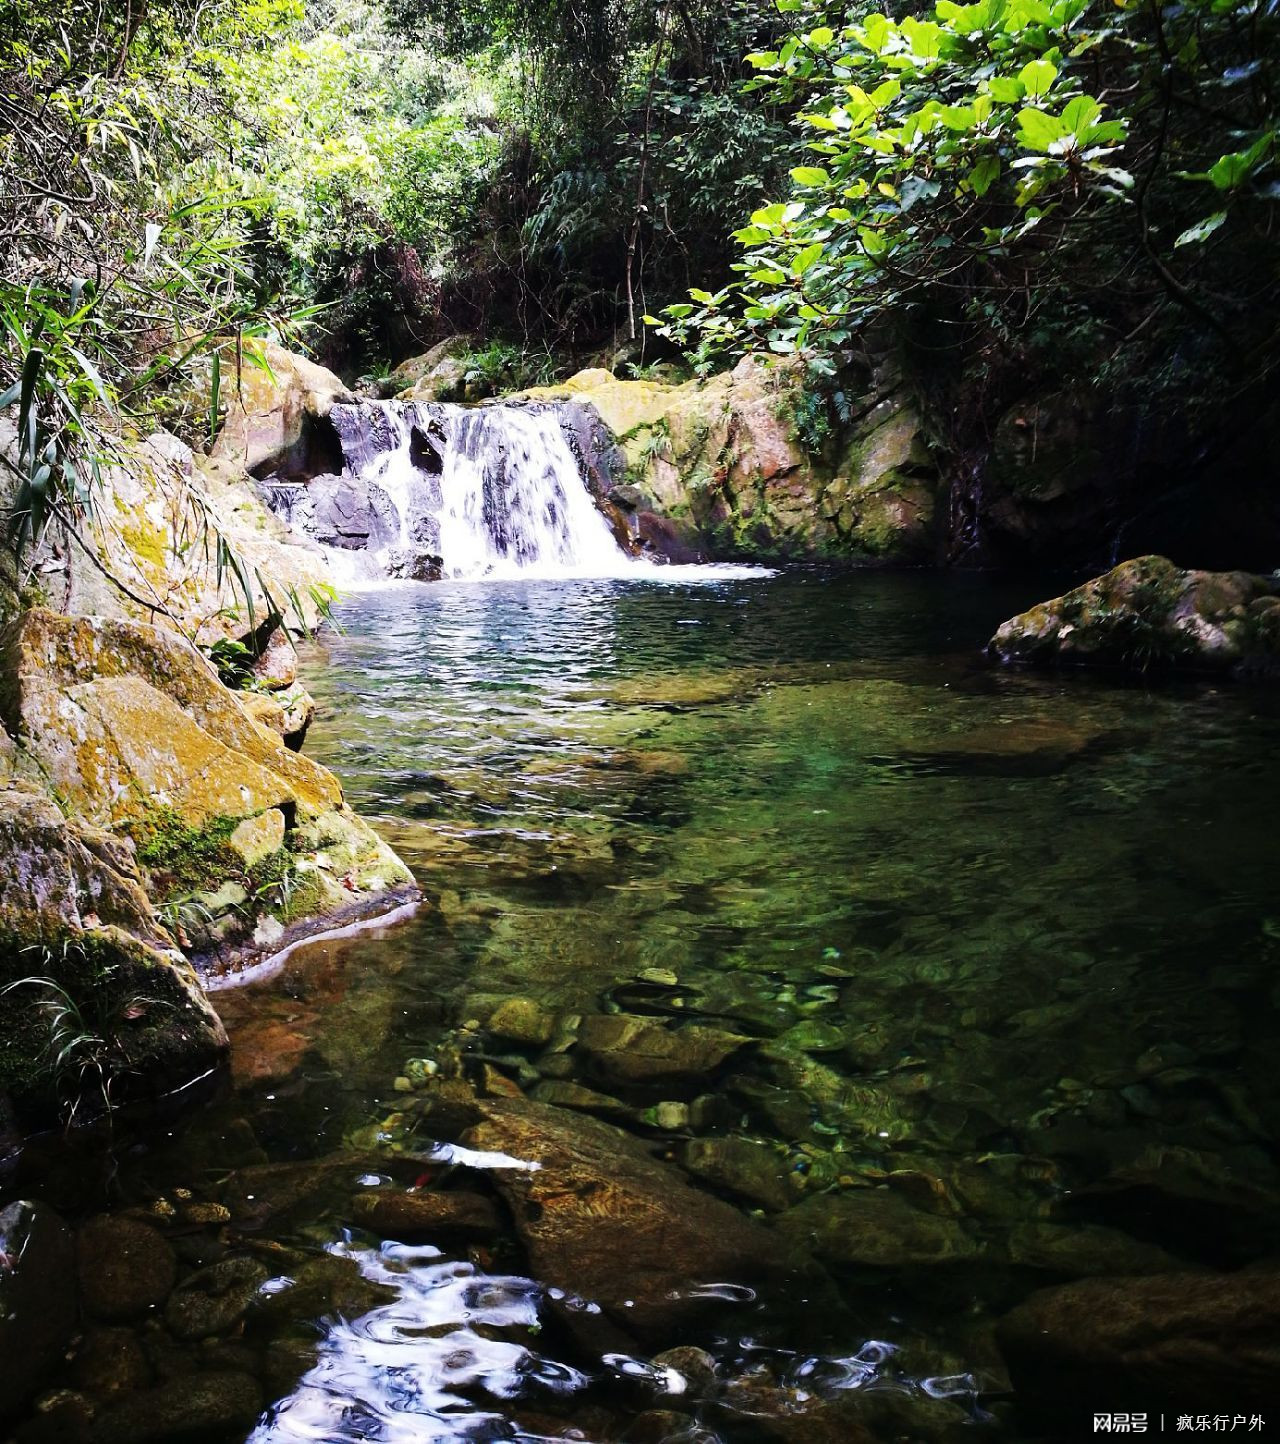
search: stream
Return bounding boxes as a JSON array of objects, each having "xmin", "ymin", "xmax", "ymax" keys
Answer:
[{"xmin": 10, "ymin": 566, "xmax": 1280, "ymax": 1441}]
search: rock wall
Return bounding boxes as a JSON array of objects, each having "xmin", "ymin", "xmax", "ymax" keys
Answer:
[
  {"xmin": 520, "ymin": 359, "xmax": 943, "ymax": 566},
  {"xmin": 0, "ymin": 347, "xmax": 418, "ymax": 1144}
]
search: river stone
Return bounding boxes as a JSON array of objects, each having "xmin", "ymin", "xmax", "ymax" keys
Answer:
[
  {"xmin": 349, "ymin": 1188, "xmax": 500, "ymax": 1240},
  {"xmin": 989, "ymin": 554, "xmax": 1280, "ymax": 676},
  {"xmin": 71, "ymin": 1326, "xmax": 153, "ymax": 1400},
  {"xmin": 997, "ymin": 1268, "xmax": 1280, "ymax": 1413},
  {"xmin": 164, "ymin": 1256, "xmax": 270, "ymax": 1339},
  {"xmin": 76, "ymin": 1215, "xmax": 177, "ymax": 1322},
  {"xmin": 775, "ymin": 1190, "xmax": 984, "ymax": 1268},
  {"xmin": 678, "ymin": 1137, "xmax": 794, "ymax": 1213},
  {"xmin": 254, "ymin": 1254, "xmax": 397, "ymax": 1329},
  {"xmin": 459, "ymin": 1098, "xmax": 812, "ymax": 1339},
  {"xmin": 487, "ymin": 997, "xmax": 556, "ymax": 1047},
  {"xmin": 88, "ymin": 1370, "xmax": 263, "ymax": 1444},
  {"xmin": 1007, "ymin": 1222, "xmax": 1178, "ymax": 1278},
  {"xmin": 651, "ymin": 1346, "xmax": 718, "ymax": 1399},
  {"xmin": 575, "ymin": 1013, "xmax": 750, "ymax": 1087},
  {"xmin": 0, "ymin": 1200, "xmax": 76, "ymax": 1420},
  {"xmin": 530, "ymin": 1079, "xmax": 634, "ymax": 1121}
]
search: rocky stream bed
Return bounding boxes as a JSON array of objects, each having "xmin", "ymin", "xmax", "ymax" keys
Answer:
[{"xmin": 5, "ymin": 569, "xmax": 1277, "ymax": 1443}]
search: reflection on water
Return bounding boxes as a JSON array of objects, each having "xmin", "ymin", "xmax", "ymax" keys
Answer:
[
  {"xmin": 252, "ymin": 1243, "xmax": 585, "ymax": 1443},
  {"xmin": 11, "ymin": 569, "xmax": 1280, "ymax": 1442}
]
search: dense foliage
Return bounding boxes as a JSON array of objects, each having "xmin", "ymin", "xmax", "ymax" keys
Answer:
[
  {"xmin": 655, "ymin": 0, "xmax": 1278, "ymax": 420},
  {"xmin": 2, "ymin": 0, "xmax": 1276, "ymax": 570}
]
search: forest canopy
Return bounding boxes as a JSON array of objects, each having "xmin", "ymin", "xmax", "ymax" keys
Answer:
[{"xmin": 1, "ymin": 0, "xmax": 1277, "ymax": 548}]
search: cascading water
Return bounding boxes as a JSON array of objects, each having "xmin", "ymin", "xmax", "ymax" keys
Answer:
[{"xmin": 264, "ymin": 400, "xmax": 640, "ymax": 584}]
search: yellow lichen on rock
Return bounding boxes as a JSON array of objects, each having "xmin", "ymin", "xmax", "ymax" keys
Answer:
[{"xmin": 0, "ymin": 610, "xmax": 342, "ymax": 826}]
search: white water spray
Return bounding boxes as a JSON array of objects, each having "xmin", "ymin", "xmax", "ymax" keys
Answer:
[{"xmin": 264, "ymin": 398, "xmax": 772, "ymax": 586}]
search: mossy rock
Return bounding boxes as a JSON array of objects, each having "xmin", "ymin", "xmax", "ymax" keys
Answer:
[
  {"xmin": 0, "ymin": 784, "xmax": 227, "ymax": 1115},
  {"xmin": 519, "ymin": 361, "xmax": 939, "ymax": 564},
  {"xmin": 989, "ymin": 555, "xmax": 1280, "ymax": 675}
]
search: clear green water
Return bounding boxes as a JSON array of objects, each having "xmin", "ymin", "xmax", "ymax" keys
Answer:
[{"xmin": 20, "ymin": 570, "xmax": 1280, "ymax": 1441}]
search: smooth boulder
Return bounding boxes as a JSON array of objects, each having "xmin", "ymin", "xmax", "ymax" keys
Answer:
[{"xmin": 459, "ymin": 1098, "xmax": 816, "ymax": 1339}]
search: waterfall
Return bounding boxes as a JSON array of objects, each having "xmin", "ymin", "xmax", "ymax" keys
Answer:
[{"xmin": 268, "ymin": 400, "xmax": 638, "ymax": 584}]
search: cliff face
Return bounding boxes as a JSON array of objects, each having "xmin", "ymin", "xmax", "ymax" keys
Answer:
[{"xmin": 516, "ymin": 361, "xmax": 1280, "ymax": 575}]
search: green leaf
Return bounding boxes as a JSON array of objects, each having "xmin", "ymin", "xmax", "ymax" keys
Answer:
[
  {"xmin": 989, "ymin": 77, "xmax": 1026, "ymax": 104},
  {"xmin": 967, "ymin": 155, "xmax": 1001, "ymax": 196},
  {"xmin": 1018, "ymin": 59, "xmax": 1059, "ymax": 98},
  {"xmin": 208, "ymin": 349, "xmax": 222, "ymax": 451},
  {"xmin": 792, "ymin": 242, "xmax": 825, "ymax": 275},
  {"xmin": 791, "ymin": 166, "xmax": 832, "ymax": 187},
  {"xmin": 1175, "ymin": 211, "xmax": 1227, "ymax": 246},
  {"xmin": 1017, "ymin": 107, "xmax": 1067, "ymax": 152},
  {"xmin": 67, "ymin": 347, "xmax": 113, "ymax": 412},
  {"xmin": 1207, "ymin": 133, "xmax": 1273, "ymax": 191}
]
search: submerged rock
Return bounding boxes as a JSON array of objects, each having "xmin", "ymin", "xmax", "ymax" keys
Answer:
[
  {"xmin": 678, "ymin": 1136, "xmax": 794, "ymax": 1213},
  {"xmin": 575, "ymin": 1013, "xmax": 750, "ymax": 1088},
  {"xmin": 997, "ymin": 1267, "xmax": 1280, "ymax": 1413},
  {"xmin": 87, "ymin": 1370, "xmax": 263, "ymax": 1444},
  {"xmin": 1006, "ymin": 1222, "xmax": 1178, "ymax": 1278},
  {"xmin": 349, "ymin": 1187, "xmax": 500, "ymax": 1240},
  {"xmin": 459, "ymin": 1098, "xmax": 816, "ymax": 1339},
  {"xmin": 487, "ymin": 997, "xmax": 557, "ymax": 1047},
  {"xmin": 989, "ymin": 555, "xmax": 1280, "ymax": 676},
  {"xmin": 165, "ymin": 1256, "xmax": 270, "ymax": 1340},
  {"xmin": 76, "ymin": 1215, "xmax": 176, "ymax": 1323},
  {"xmin": 775, "ymin": 1189, "xmax": 984, "ymax": 1268},
  {"xmin": 0, "ymin": 1201, "xmax": 76, "ymax": 1421}
]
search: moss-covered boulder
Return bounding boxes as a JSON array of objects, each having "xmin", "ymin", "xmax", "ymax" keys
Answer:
[
  {"xmin": 0, "ymin": 783, "xmax": 228, "ymax": 1122},
  {"xmin": 389, "ymin": 334, "xmax": 479, "ymax": 402},
  {"xmin": 212, "ymin": 340, "xmax": 353, "ymax": 479},
  {"xmin": 989, "ymin": 555, "xmax": 1280, "ymax": 675},
  {"xmin": 0, "ymin": 609, "xmax": 416, "ymax": 972},
  {"xmin": 521, "ymin": 360, "xmax": 939, "ymax": 563}
]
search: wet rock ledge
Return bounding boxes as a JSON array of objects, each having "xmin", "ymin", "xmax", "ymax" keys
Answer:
[{"xmin": 0, "ymin": 607, "xmax": 416, "ymax": 1142}]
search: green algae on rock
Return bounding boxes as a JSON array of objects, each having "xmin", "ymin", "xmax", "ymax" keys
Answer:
[
  {"xmin": 0, "ymin": 783, "xmax": 229, "ymax": 1116},
  {"xmin": 988, "ymin": 555, "xmax": 1280, "ymax": 676}
]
